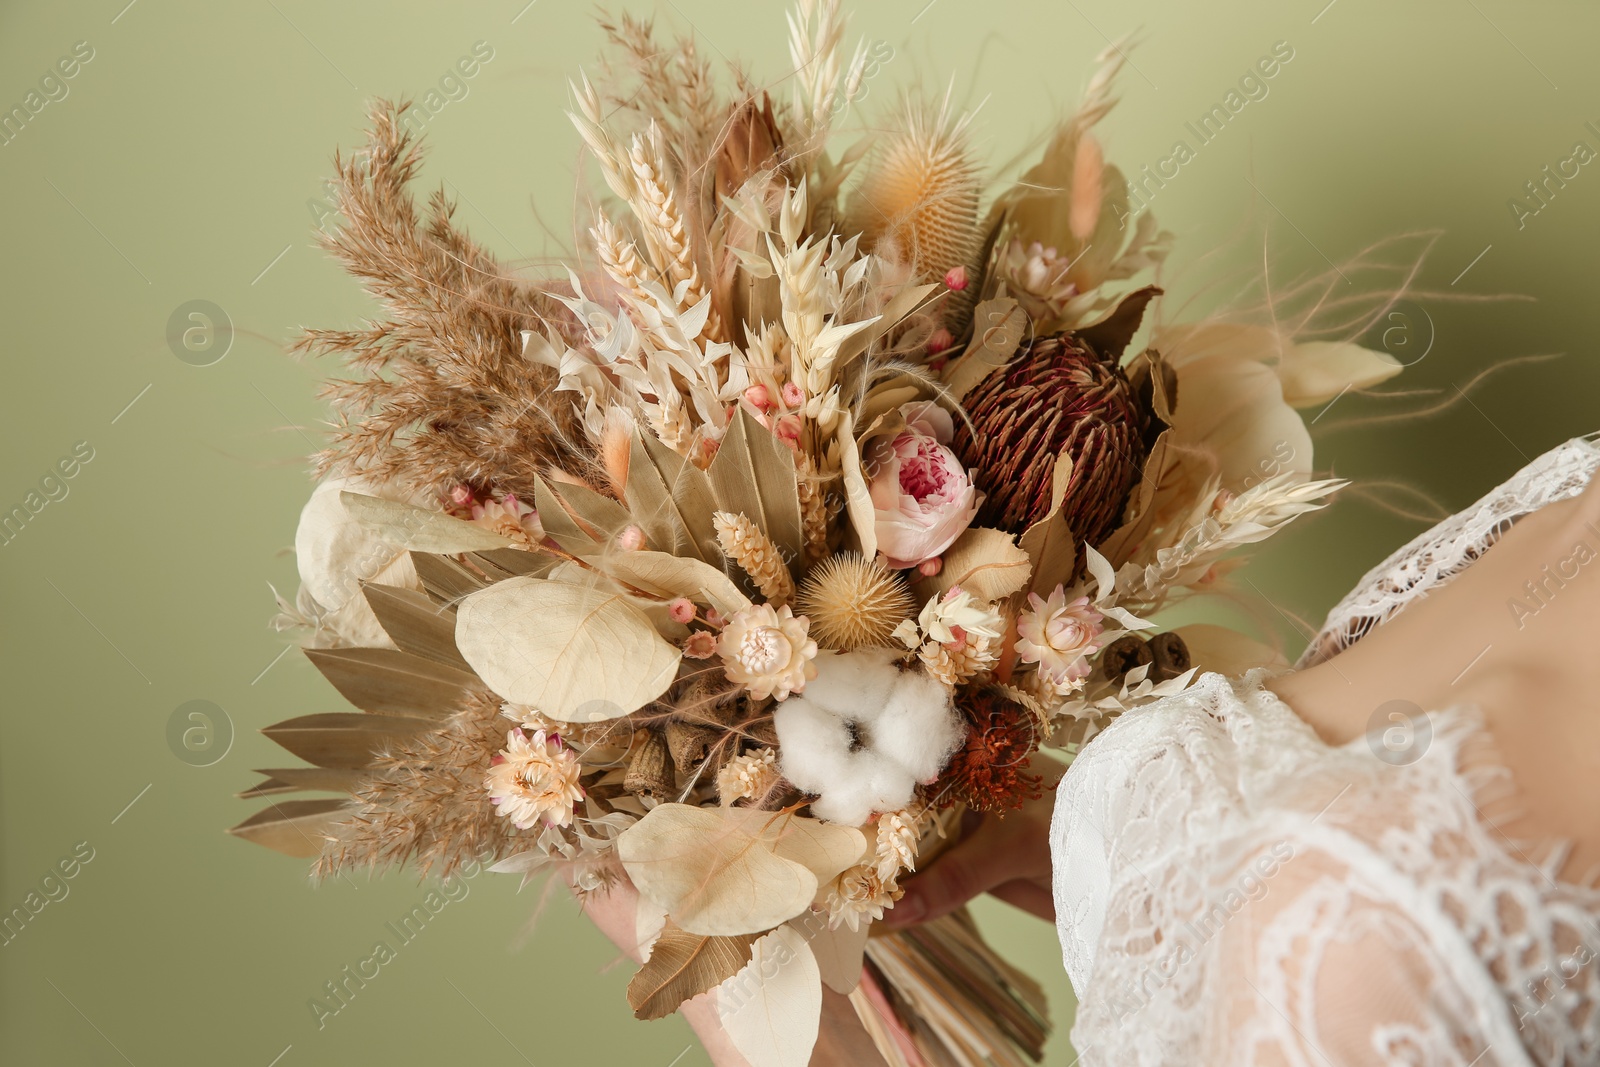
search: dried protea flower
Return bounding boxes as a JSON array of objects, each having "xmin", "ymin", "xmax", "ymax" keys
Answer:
[
  {"xmin": 794, "ymin": 553, "xmax": 915, "ymax": 650},
  {"xmin": 849, "ymin": 103, "xmax": 981, "ymax": 328},
  {"xmin": 942, "ymin": 686, "xmax": 1045, "ymax": 815},
  {"xmin": 954, "ymin": 330, "xmax": 1148, "ymax": 542}
]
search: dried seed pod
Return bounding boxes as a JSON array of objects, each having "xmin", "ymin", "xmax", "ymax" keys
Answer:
[
  {"xmin": 623, "ymin": 730, "xmax": 675, "ymax": 799},
  {"xmin": 1101, "ymin": 634, "xmax": 1153, "ymax": 681},
  {"xmin": 664, "ymin": 720, "xmax": 725, "ymax": 777},
  {"xmin": 1148, "ymin": 631, "xmax": 1191, "ymax": 682}
]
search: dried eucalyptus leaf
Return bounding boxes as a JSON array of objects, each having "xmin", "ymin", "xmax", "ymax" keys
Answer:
[
  {"xmin": 707, "ymin": 408, "xmax": 802, "ymax": 567},
  {"xmin": 943, "ymin": 298, "xmax": 1028, "ymax": 400},
  {"xmin": 617, "ymin": 805, "xmax": 865, "ymax": 937},
  {"xmin": 455, "ymin": 577, "xmax": 681, "ymax": 721},
  {"xmin": 717, "ymin": 926, "xmax": 822, "ymax": 1067}
]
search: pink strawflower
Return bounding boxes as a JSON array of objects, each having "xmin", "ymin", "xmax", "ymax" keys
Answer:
[
  {"xmin": 683, "ymin": 630, "xmax": 718, "ymax": 659},
  {"xmin": 668, "ymin": 597, "xmax": 697, "ymax": 624},
  {"xmin": 781, "ymin": 381, "xmax": 805, "ymax": 408}
]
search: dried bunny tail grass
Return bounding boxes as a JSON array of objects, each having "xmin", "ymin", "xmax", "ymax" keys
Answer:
[
  {"xmin": 314, "ymin": 689, "xmax": 520, "ymax": 880},
  {"xmin": 294, "ymin": 99, "xmax": 601, "ymax": 500},
  {"xmin": 714, "ymin": 510, "xmax": 795, "ymax": 604},
  {"xmin": 795, "ymin": 453, "xmax": 831, "ymax": 562},
  {"xmin": 849, "ymin": 92, "xmax": 983, "ymax": 326}
]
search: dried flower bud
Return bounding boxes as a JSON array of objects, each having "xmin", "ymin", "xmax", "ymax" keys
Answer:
[
  {"xmin": 668, "ymin": 598, "xmax": 696, "ymax": 624},
  {"xmin": 618, "ymin": 524, "xmax": 647, "ymax": 551},
  {"xmin": 683, "ymin": 631, "xmax": 717, "ymax": 659},
  {"xmin": 745, "ymin": 384, "xmax": 775, "ymax": 412},
  {"xmin": 944, "ymin": 265, "xmax": 969, "ymax": 291},
  {"xmin": 927, "ymin": 327, "xmax": 954, "ymax": 354},
  {"xmin": 781, "ymin": 381, "xmax": 805, "ymax": 408},
  {"xmin": 449, "ymin": 484, "xmax": 474, "ymax": 508},
  {"xmin": 917, "ymin": 557, "xmax": 943, "ymax": 578}
]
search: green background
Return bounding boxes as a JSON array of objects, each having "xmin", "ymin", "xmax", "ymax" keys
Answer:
[{"xmin": 2, "ymin": 1, "xmax": 1596, "ymax": 1064}]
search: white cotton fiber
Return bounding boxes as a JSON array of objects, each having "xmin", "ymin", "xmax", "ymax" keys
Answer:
[{"xmin": 773, "ymin": 649, "xmax": 963, "ymax": 827}]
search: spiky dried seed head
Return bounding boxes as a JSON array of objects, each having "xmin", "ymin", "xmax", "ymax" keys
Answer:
[{"xmin": 794, "ymin": 553, "xmax": 914, "ymax": 650}]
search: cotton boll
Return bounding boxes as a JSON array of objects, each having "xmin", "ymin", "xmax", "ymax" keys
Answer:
[
  {"xmin": 774, "ymin": 649, "xmax": 965, "ymax": 827},
  {"xmin": 875, "ymin": 667, "xmax": 964, "ymax": 782}
]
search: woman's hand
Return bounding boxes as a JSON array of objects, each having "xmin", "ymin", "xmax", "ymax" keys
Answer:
[
  {"xmin": 573, "ymin": 871, "xmax": 887, "ymax": 1067},
  {"xmin": 883, "ymin": 757, "xmax": 1064, "ymax": 929}
]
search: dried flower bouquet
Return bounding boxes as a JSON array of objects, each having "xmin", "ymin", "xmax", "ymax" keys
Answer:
[{"xmin": 234, "ymin": 4, "xmax": 1406, "ymax": 1064}]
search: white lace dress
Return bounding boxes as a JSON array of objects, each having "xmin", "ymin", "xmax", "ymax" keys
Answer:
[{"xmin": 1051, "ymin": 438, "xmax": 1600, "ymax": 1066}]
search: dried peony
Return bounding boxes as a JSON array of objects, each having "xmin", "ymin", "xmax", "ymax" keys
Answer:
[
  {"xmin": 866, "ymin": 402, "xmax": 980, "ymax": 570},
  {"xmin": 485, "ymin": 728, "xmax": 584, "ymax": 830},
  {"xmin": 718, "ymin": 603, "xmax": 818, "ymax": 700},
  {"xmin": 1016, "ymin": 586, "xmax": 1104, "ymax": 690},
  {"xmin": 825, "ymin": 863, "xmax": 903, "ymax": 931},
  {"xmin": 716, "ymin": 747, "xmax": 780, "ymax": 805},
  {"xmin": 775, "ymin": 649, "xmax": 963, "ymax": 826}
]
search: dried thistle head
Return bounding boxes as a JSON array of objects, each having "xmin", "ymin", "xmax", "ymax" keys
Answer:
[
  {"xmin": 794, "ymin": 553, "xmax": 914, "ymax": 650},
  {"xmin": 849, "ymin": 98, "xmax": 982, "ymax": 327}
]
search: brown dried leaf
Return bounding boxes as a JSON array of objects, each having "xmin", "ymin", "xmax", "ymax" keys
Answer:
[
  {"xmin": 361, "ymin": 584, "xmax": 470, "ymax": 669},
  {"xmin": 627, "ymin": 922, "xmax": 759, "ymax": 1020},
  {"xmin": 228, "ymin": 798, "xmax": 355, "ymax": 858},
  {"xmin": 707, "ymin": 408, "xmax": 802, "ymax": 568},
  {"xmin": 261, "ymin": 712, "xmax": 437, "ymax": 769},
  {"xmin": 944, "ymin": 298, "xmax": 1028, "ymax": 401},
  {"xmin": 305, "ymin": 647, "xmax": 479, "ymax": 718}
]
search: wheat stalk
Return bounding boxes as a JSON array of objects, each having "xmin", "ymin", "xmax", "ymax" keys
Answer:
[{"xmin": 714, "ymin": 511, "xmax": 795, "ymax": 604}]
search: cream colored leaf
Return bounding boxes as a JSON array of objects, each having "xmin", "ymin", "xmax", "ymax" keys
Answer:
[
  {"xmin": 617, "ymin": 805, "xmax": 864, "ymax": 937},
  {"xmin": 913, "ymin": 527, "xmax": 1032, "ymax": 603},
  {"xmin": 1167, "ymin": 355, "xmax": 1313, "ymax": 491},
  {"xmin": 795, "ymin": 914, "xmax": 871, "ymax": 994},
  {"xmin": 837, "ymin": 411, "xmax": 877, "ymax": 560},
  {"xmin": 717, "ymin": 926, "xmax": 822, "ymax": 1067},
  {"xmin": 583, "ymin": 550, "xmax": 752, "ymax": 617},
  {"xmin": 1278, "ymin": 340, "xmax": 1402, "ymax": 408},
  {"xmin": 454, "ymin": 577, "xmax": 680, "ymax": 721},
  {"xmin": 338, "ymin": 492, "xmax": 514, "ymax": 554}
]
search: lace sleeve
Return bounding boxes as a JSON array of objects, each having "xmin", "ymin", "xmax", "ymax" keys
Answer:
[
  {"xmin": 1206, "ymin": 846, "xmax": 1531, "ymax": 1066},
  {"xmin": 1297, "ymin": 437, "xmax": 1600, "ymax": 669}
]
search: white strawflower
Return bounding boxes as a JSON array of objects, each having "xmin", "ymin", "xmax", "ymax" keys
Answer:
[
  {"xmin": 716, "ymin": 747, "xmax": 780, "ymax": 804},
  {"xmin": 825, "ymin": 864, "xmax": 903, "ymax": 931},
  {"xmin": 718, "ymin": 603, "xmax": 818, "ymax": 700},
  {"xmin": 485, "ymin": 729, "xmax": 583, "ymax": 830}
]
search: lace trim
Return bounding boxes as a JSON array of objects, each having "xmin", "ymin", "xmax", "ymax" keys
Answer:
[{"xmin": 1297, "ymin": 437, "xmax": 1600, "ymax": 669}]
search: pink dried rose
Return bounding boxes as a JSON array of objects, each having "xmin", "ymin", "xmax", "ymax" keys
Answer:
[
  {"xmin": 1016, "ymin": 586, "xmax": 1104, "ymax": 690},
  {"xmin": 867, "ymin": 402, "xmax": 981, "ymax": 569}
]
